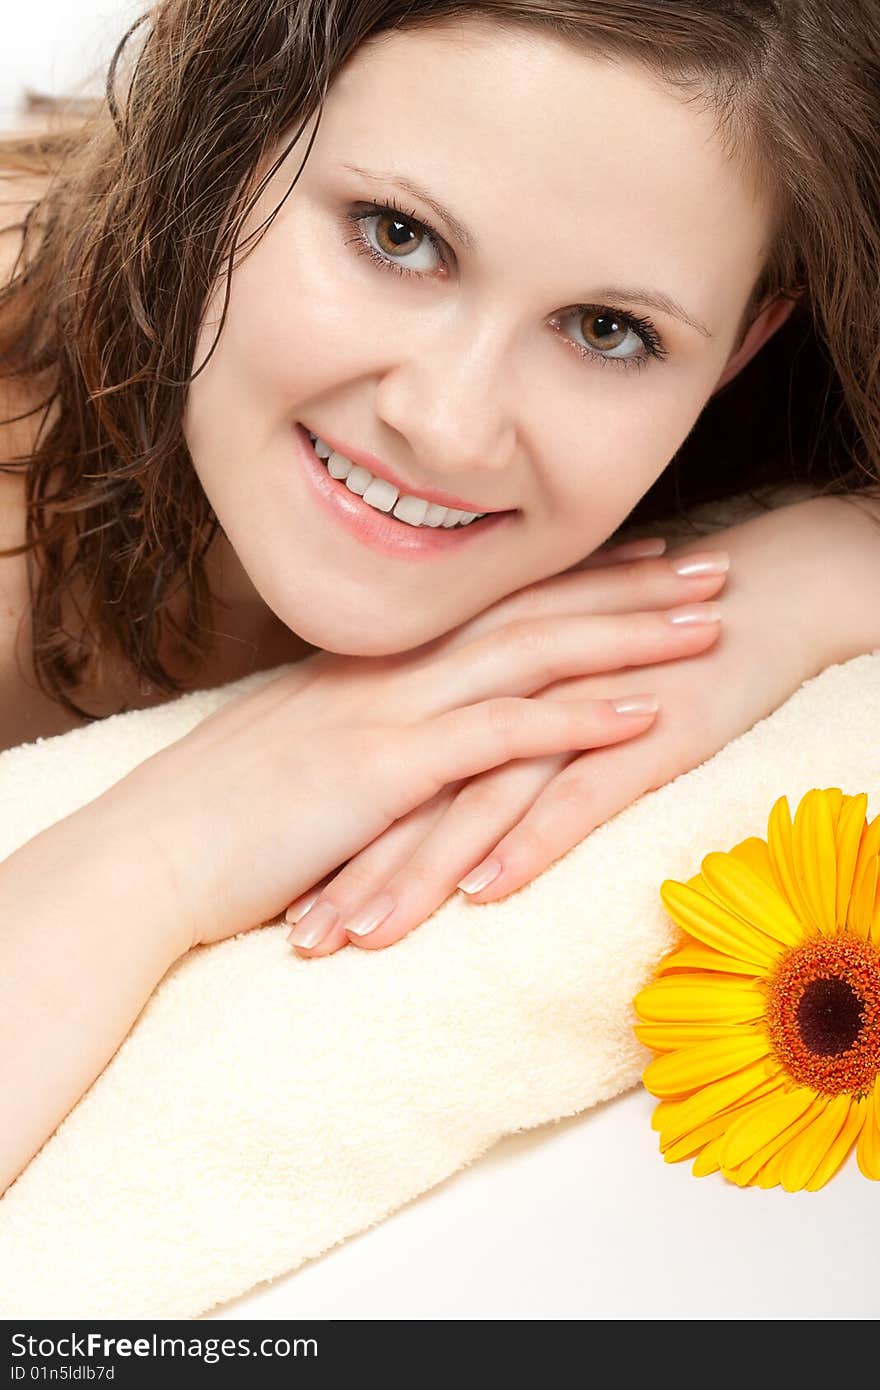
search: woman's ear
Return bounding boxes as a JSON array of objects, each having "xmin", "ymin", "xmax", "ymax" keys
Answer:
[{"xmin": 712, "ymin": 294, "xmax": 799, "ymax": 393}]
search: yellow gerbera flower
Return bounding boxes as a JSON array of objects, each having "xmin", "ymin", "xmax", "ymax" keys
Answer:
[{"xmin": 634, "ymin": 787, "xmax": 880, "ymax": 1191}]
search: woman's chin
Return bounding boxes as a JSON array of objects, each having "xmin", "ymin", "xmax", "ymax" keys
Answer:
[{"xmin": 291, "ymin": 614, "xmax": 460, "ymax": 659}]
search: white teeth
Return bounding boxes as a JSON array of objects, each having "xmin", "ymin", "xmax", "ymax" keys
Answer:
[
  {"xmin": 327, "ymin": 451, "xmax": 352, "ymax": 481},
  {"xmin": 393, "ymin": 494, "xmax": 429, "ymax": 527},
  {"xmin": 344, "ymin": 464, "xmax": 372, "ymax": 496},
  {"xmin": 307, "ymin": 430, "xmax": 486, "ymax": 529},
  {"xmin": 362, "ymin": 477, "xmax": 398, "ymax": 513}
]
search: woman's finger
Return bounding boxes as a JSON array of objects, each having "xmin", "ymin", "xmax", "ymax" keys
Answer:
[
  {"xmin": 334, "ymin": 755, "xmax": 570, "ymax": 951},
  {"xmin": 426, "ymin": 599, "xmax": 724, "ymax": 709},
  {"xmin": 575, "ymin": 535, "xmax": 667, "ymax": 567},
  {"xmin": 434, "ymin": 550, "xmax": 729, "ymax": 657},
  {"xmin": 285, "ymin": 788, "xmax": 457, "ymax": 955},
  {"xmin": 454, "ymin": 733, "xmax": 672, "ymax": 904}
]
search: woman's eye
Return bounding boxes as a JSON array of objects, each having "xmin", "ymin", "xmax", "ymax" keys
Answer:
[
  {"xmin": 553, "ymin": 307, "xmax": 656, "ymax": 366},
  {"xmin": 359, "ymin": 209, "xmax": 442, "ymax": 273}
]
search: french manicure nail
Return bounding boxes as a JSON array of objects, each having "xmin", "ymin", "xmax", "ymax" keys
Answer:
[
  {"xmin": 341, "ymin": 895, "xmax": 392, "ymax": 939},
  {"xmin": 343, "ymin": 892, "xmax": 396, "ymax": 937},
  {"xmin": 287, "ymin": 900, "xmax": 340, "ymax": 949},
  {"xmin": 672, "ymin": 552, "xmax": 730, "ymax": 577},
  {"xmin": 284, "ymin": 887, "xmax": 322, "ymax": 925},
  {"xmin": 457, "ymin": 857, "xmax": 503, "ymax": 894},
  {"xmin": 668, "ymin": 602, "xmax": 723, "ymax": 625},
  {"xmin": 613, "ymin": 694, "xmax": 659, "ymax": 715}
]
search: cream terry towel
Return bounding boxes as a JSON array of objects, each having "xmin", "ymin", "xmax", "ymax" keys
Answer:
[{"xmin": 0, "ymin": 493, "xmax": 877, "ymax": 1319}]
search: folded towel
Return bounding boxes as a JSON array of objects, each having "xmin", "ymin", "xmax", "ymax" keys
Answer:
[{"xmin": 1, "ymin": 492, "xmax": 876, "ymax": 1320}]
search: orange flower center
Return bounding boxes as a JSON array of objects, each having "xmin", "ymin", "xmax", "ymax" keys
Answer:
[{"xmin": 764, "ymin": 935, "xmax": 880, "ymax": 1095}]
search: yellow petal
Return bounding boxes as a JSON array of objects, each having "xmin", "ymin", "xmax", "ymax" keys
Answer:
[
  {"xmin": 719, "ymin": 1087, "xmax": 816, "ymax": 1169},
  {"xmin": 663, "ymin": 1077, "xmax": 785, "ymax": 1163},
  {"xmin": 652, "ymin": 1058, "xmax": 779, "ymax": 1145},
  {"xmin": 806, "ymin": 1098, "xmax": 865, "ymax": 1190},
  {"xmin": 856, "ymin": 1088, "xmax": 880, "ymax": 1181},
  {"xmin": 691, "ymin": 1136, "xmax": 723, "ymax": 1176},
  {"xmin": 651, "ymin": 1073, "xmax": 781, "ymax": 1144},
  {"xmin": 791, "ymin": 789, "xmax": 839, "ymax": 936},
  {"xmin": 872, "ymin": 867, "xmax": 880, "ymax": 948},
  {"xmin": 650, "ymin": 1099, "xmax": 678, "ymax": 1132},
  {"xmin": 824, "ymin": 787, "xmax": 844, "ymax": 830},
  {"xmin": 752, "ymin": 1095, "xmax": 829, "ymax": 1188},
  {"xmin": 849, "ymin": 812, "xmax": 880, "ymax": 936},
  {"xmin": 662, "ymin": 1110, "xmax": 735, "ymax": 1162},
  {"xmin": 834, "ymin": 793, "xmax": 869, "ymax": 930},
  {"xmin": 728, "ymin": 1093, "xmax": 826, "ymax": 1187},
  {"xmin": 767, "ymin": 794, "xmax": 809, "ymax": 920},
  {"xmin": 659, "ymin": 880, "xmax": 785, "ymax": 970},
  {"xmin": 728, "ymin": 836, "xmax": 778, "ymax": 890},
  {"xmin": 700, "ymin": 851, "xmax": 806, "ymax": 949},
  {"xmin": 635, "ymin": 1021, "xmax": 748, "ymax": 1053},
  {"xmin": 849, "ymin": 854, "xmax": 878, "ymax": 941},
  {"xmin": 779, "ymin": 1093, "xmax": 851, "ymax": 1192},
  {"xmin": 634, "ymin": 974, "xmax": 766, "ymax": 1023},
  {"xmin": 643, "ymin": 1032, "xmax": 771, "ymax": 1098},
  {"xmin": 655, "ymin": 943, "xmax": 761, "ymax": 978}
]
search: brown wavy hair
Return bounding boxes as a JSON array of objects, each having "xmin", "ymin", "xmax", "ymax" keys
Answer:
[{"xmin": 1, "ymin": 0, "xmax": 879, "ymax": 721}]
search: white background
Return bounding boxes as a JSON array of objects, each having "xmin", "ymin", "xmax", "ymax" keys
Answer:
[
  {"xmin": 1, "ymin": 2, "xmax": 140, "ymax": 122},
  {"xmin": 4, "ymin": 2, "xmax": 879, "ymax": 1323}
]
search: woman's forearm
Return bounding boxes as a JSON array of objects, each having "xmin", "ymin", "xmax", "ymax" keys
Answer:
[
  {"xmin": 797, "ymin": 493, "xmax": 880, "ymax": 661},
  {"xmin": 0, "ymin": 789, "xmax": 189, "ymax": 1197}
]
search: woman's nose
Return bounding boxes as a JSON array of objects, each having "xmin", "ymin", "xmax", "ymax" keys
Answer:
[{"xmin": 373, "ymin": 320, "xmax": 518, "ymax": 476}]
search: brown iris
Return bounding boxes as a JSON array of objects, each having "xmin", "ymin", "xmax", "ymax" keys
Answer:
[
  {"xmin": 374, "ymin": 213, "xmax": 422, "ymax": 257},
  {"xmin": 765, "ymin": 935, "xmax": 880, "ymax": 1094},
  {"xmin": 580, "ymin": 311, "xmax": 628, "ymax": 352}
]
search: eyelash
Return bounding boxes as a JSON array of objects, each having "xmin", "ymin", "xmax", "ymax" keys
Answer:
[{"xmin": 342, "ymin": 196, "xmax": 669, "ymax": 373}]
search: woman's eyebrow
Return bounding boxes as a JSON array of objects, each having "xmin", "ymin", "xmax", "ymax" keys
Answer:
[
  {"xmin": 588, "ymin": 285, "xmax": 713, "ymax": 339},
  {"xmin": 340, "ymin": 162, "xmax": 713, "ymax": 339},
  {"xmin": 340, "ymin": 162, "xmax": 476, "ymax": 251}
]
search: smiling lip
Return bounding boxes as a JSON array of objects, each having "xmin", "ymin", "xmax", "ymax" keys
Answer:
[
  {"xmin": 303, "ymin": 425, "xmax": 505, "ymax": 516},
  {"xmin": 295, "ymin": 424, "xmax": 515, "ymax": 560}
]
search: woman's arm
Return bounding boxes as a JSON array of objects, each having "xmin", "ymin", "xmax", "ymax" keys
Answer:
[
  {"xmin": 0, "ymin": 788, "xmax": 189, "ymax": 1197},
  {"xmin": 807, "ymin": 492, "xmax": 880, "ymax": 659}
]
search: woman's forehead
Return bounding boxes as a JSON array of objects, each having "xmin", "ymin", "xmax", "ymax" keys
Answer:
[{"xmin": 295, "ymin": 22, "xmax": 774, "ymax": 326}]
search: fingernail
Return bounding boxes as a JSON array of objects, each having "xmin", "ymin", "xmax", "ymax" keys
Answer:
[
  {"xmin": 284, "ymin": 887, "xmax": 322, "ymax": 925},
  {"xmin": 668, "ymin": 602, "xmax": 723, "ymax": 625},
  {"xmin": 609, "ymin": 536, "xmax": 667, "ymax": 559},
  {"xmin": 287, "ymin": 901, "xmax": 339, "ymax": 949},
  {"xmin": 672, "ymin": 551, "xmax": 729, "ymax": 577},
  {"xmin": 613, "ymin": 694, "xmax": 659, "ymax": 715},
  {"xmin": 343, "ymin": 892, "xmax": 396, "ymax": 937},
  {"xmin": 457, "ymin": 857, "xmax": 503, "ymax": 894}
]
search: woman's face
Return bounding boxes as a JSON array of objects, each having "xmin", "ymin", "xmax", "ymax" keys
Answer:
[{"xmin": 184, "ymin": 21, "xmax": 778, "ymax": 654}]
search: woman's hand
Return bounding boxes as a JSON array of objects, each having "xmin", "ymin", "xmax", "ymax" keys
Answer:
[
  {"xmin": 281, "ymin": 535, "xmax": 733, "ymax": 954},
  {"xmin": 117, "ymin": 538, "xmax": 728, "ymax": 952},
  {"xmin": 286, "ymin": 498, "xmax": 840, "ymax": 957}
]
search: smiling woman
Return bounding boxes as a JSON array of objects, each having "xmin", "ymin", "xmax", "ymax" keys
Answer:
[
  {"xmin": 1, "ymin": 0, "xmax": 880, "ymax": 1196},
  {"xmin": 182, "ymin": 21, "xmax": 787, "ymax": 656}
]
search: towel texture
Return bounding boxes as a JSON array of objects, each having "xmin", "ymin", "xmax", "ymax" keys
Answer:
[{"xmin": 0, "ymin": 491, "xmax": 877, "ymax": 1319}]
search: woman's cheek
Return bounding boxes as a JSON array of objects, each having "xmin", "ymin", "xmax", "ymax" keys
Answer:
[{"xmin": 230, "ymin": 246, "xmax": 384, "ymax": 408}]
